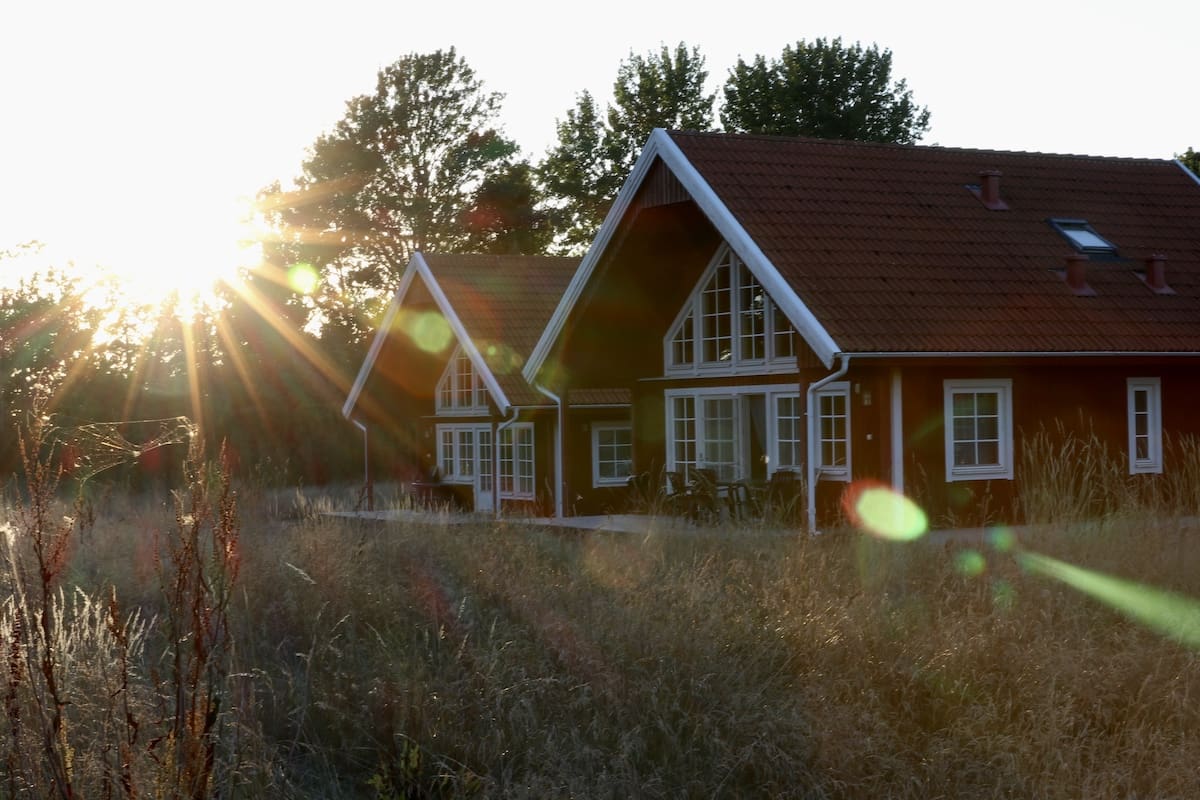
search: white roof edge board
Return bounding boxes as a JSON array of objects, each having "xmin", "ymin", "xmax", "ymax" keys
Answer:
[
  {"xmin": 522, "ymin": 128, "xmax": 841, "ymax": 380},
  {"xmin": 342, "ymin": 255, "xmax": 420, "ymax": 418},
  {"xmin": 413, "ymin": 253, "xmax": 513, "ymax": 414},
  {"xmin": 653, "ymin": 132, "xmax": 839, "ymax": 369},
  {"xmin": 521, "ymin": 130, "xmax": 672, "ymax": 384},
  {"xmin": 1176, "ymin": 158, "xmax": 1200, "ymax": 187},
  {"xmin": 342, "ymin": 252, "xmax": 514, "ymax": 420}
]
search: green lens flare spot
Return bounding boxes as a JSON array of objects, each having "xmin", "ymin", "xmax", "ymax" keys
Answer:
[
  {"xmin": 955, "ymin": 550, "xmax": 986, "ymax": 577},
  {"xmin": 853, "ymin": 486, "xmax": 928, "ymax": 541},
  {"xmin": 287, "ymin": 263, "xmax": 319, "ymax": 294},
  {"xmin": 988, "ymin": 526, "xmax": 1017, "ymax": 553},
  {"xmin": 405, "ymin": 311, "xmax": 453, "ymax": 354}
]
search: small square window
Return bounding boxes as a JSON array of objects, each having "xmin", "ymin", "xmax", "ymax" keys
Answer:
[
  {"xmin": 943, "ymin": 379, "xmax": 1013, "ymax": 481},
  {"xmin": 592, "ymin": 424, "xmax": 633, "ymax": 487}
]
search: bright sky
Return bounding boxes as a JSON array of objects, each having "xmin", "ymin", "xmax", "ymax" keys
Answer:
[{"xmin": 2, "ymin": 0, "xmax": 1196, "ymax": 289}]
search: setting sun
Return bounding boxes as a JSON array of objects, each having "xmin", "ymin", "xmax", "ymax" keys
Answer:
[{"xmin": 70, "ymin": 194, "xmax": 264, "ymax": 316}]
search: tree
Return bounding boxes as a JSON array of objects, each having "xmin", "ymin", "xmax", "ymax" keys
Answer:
[
  {"xmin": 721, "ymin": 38, "xmax": 931, "ymax": 144},
  {"xmin": 459, "ymin": 162, "xmax": 552, "ymax": 254},
  {"xmin": 1178, "ymin": 147, "xmax": 1199, "ymax": 174},
  {"xmin": 265, "ymin": 48, "xmax": 532, "ymax": 343},
  {"xmin": 538, "ymin": 43, "xmax": 716, "ymax": 253},
  {"xmin": 606, "ymin": 43, "xmax": 717, "ymax": 175}
]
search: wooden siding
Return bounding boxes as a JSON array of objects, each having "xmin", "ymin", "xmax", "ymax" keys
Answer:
[
  {"xmin": 880, "ymin": 360, "xmax": 1200, "ymax": 526},
  {"xmin": 564, "ymin": 406, "xmax": 634, "ymax": 515},
  {"xmin": 634, "ymin": 160, "xmax": 690, "ymax": 210}
]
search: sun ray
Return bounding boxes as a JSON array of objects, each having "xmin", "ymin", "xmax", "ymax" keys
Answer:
[{"xmin": 213, "ymin": 311, "xmax": 272, "ymax": 439}]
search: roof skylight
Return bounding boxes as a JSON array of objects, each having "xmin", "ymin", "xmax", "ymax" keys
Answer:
[{"xmin": 1049, "ymin": 219, "xmax": 1118, "ymax": 255}]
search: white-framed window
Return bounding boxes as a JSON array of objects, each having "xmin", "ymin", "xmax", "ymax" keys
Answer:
[
  {"xmin": 1127, "ymin": 378, "xmax": 1163, "ymax": 474},
  {"xmin": 774, "ymin": 394, "xmax": 803, "ymax": 472},
  {"xmin": 664, "ymin": 245, "xmax": 798, "ymax": 375},
  {"xmin": 436, "ymin": 346, "xmax": 488, "ymax": 415},
  {"xmin": 499, "ymin": 423, "xmax": 535, "ymax": 499},
  {"xmin": 665, "ymin": 385, "xmax": 804, "ymax": 484},
  {"xmin": 592, "ymin": 424, "xmax": 633, "ymax": 487},
  {"xmin": 815, "ymin": 382, "xmax": 850, "ymax": 480},
  {"xmin": 436, "ymin": 424, "xmax": 479, "ymax": 483},
  {"xmin": 943, "ymin": 379, "xmax": 1014, "ymax": 481}
]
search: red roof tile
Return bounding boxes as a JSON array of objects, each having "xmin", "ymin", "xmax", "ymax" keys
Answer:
[
  {"xmin": 421, "ymin": 254, "xmax": 580, "ymax": 406},
  {"xmin": 669, "ymin": 131, "xmax": 1200, "ymax": 354}
]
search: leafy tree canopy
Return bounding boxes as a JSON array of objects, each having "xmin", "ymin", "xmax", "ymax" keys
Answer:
[
  {"xmin": 264, "ymin": 48, "xmax": 536, "ymax": 344},
  {"xmin": 538, "ymin": 43, "xmax": 716, "ymax": 253},
  {"xmin": 721, "ymin": 37, "xmax": 931, "ymax": 144}
]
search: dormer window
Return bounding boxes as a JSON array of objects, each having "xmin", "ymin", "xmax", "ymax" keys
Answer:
[
  {"xmin": 436, "ymin": 345, "xmax": 488, "ymax": 414},
  {"xmin": 1049, "ymin": 219, "xmax": 1118, "ymax": 256}
]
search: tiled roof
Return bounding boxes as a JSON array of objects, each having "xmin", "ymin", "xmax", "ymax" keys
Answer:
[
  {"xmin": 669, "ymin": 131, "xmax": 1200, "ymax": 354},
  {"xmin": 422, "ymin": 254, "xmax": 579, "ymax": 406},
  {"xmin": 566, "ymin": 387, "xmax": 631, "ymax": 406}
]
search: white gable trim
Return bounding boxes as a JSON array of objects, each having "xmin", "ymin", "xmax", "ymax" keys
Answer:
[
  {"xmin": 654, "ymin": 132, "xmax": 839, "ymax": 369},
  {"xmin": 342, "ymin": 257, "xmax": 419, "ymax": 419},
  {"xmin": 341, "ymin": 252, "xmax": 512, "ymax": 419},
  {"xmin": 523, "ymin": 128, "xmax": 840, "ymax": 383},
  {"xmin": 1177, "ymin": 158, "xmax": 1200, "ymax": 187}
]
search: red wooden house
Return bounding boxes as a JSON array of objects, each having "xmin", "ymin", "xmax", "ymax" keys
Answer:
[
  {"xmin": 342, "ymin": 253, "xmax": 630, "ymax": 515},
  {"xmin": 523, "ymin": 130, "xmax": 1200, "ymax": 529}
]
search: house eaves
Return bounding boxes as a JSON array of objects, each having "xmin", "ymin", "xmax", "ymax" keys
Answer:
[
  {"xmin": 522, "ymin": 128, "xmax": 841, "ymax": 384},
  {"xmin": 341, "ymin": 252, "xmax": 513, "ymax": 420}
]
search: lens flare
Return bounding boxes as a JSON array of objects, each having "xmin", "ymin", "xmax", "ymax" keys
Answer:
[
  {"xmin": 403, "ymin": 311, "xmax": 453, "ymax": 354},
  {"xmin": 988, "ymin": 527, "xmax": 1017, "ymax": 553},
  {"xmin": 1019, "ymin": 552, "xmax": 1200, "ymax": 649},
  {"xmin": 287, "ymin": 263, "xmax": 319, "ymax": 294},
  {"xmin": 845, "ymin": 482, "xmax": 928, "ymax": 541},
  {"xmin": 955, "ymin": 549, "xmax": 986, "ymax": 577}
]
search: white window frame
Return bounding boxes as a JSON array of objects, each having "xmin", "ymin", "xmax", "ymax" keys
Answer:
[
  {"xmin": 663, "ymin": 245, "xmax": 798, "ymax": 376},
  {"xmin": 435, "ymin": 345, "xmax": 488, "ymax": 416},
  {"xmin": 814, "ymin": 381, "xmax": 851, "ymax": 481},
  {"xmin": 1127, "ymin": 377, "xmax": 1163, "ymax": 474},
  {"xmin": 498, "ymin": 423, "xmax": 535, "ymax": 500},
  {"xmin": 591, "ymin": 423, "xmax": 633, "ymax": 488},
  {"xmin": 436, "ymin": 423, "xmax": 484, "ymax": 484},
  {"xmin": 772, "ymin": 393, "xmax": 804, "ymax": 474},
  {"xmin": 943, "ymin": 379, "xmax": 1014, "ymax": 482},
  {"xmin": 665, "ymin": 384, "xmax": 803, "ymax": 482}
]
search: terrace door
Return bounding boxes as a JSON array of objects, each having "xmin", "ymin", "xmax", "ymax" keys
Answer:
[
  {"xmin": 474, "ymin": 428, "xmax": 494, "ymax": 512},
  {"xmin": 700, "ymin": 396, "xmax": 740, "ymax": 482}
]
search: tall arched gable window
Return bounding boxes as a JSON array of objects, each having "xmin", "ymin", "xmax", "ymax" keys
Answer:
[
  {"xmin": 435, "ymin": 345, "xmax": 488, "ymax": 414},
  {"xmin": 664, "ymin": 246, "xmax": 797, "ymax": 375}
]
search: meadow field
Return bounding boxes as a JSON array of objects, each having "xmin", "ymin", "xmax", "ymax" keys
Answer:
[{"xmin": 3, "ymin": 439, "xmax": 1200, "ymax": 797}]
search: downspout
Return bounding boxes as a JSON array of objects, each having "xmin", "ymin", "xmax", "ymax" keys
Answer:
[
  {"xmin": 351, "ymin": 418, "xmax": 372, "ymax": 511},
  {"xmin": 806, "ymin": 354, "xmax": 851, "ymax": 534},
  {"xmin": 533, "ymin": 383, "xmax": 565, "ymax": 519},
  {"xmin": 494, "ymin": 406, "xmax": 519, "ymax": 516}
]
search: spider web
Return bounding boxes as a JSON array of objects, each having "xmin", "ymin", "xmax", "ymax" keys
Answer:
[{"xmin": 57, "ymin": 416, "xmax": 196, "ymax": 483}]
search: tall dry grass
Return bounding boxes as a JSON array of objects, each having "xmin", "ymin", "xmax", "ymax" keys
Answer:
[
  {"xmin": 214, "ymin": 508, "xmax": 1200, "ymax": 799},
  {"xmin": 0, "ymin": 405, "xmax": 249, "ymax": 798},
  {"xmin": 1018, "ymin": 421, "xmax": 1200, "ymax": 526},
  {"xmin": 3, "ymin": 419, "xmax": 1200, "ymax": 797}
]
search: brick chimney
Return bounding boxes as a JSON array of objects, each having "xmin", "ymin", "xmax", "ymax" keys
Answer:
[
  {"xmin": 1145, "ymin": 253, "xmax": 1170, "ymax": 292},
  {"xmin": 1064, "ymin": 253, "xmax": 1094, "ymax": 295},
  {"xmin": 979, "ymin": 170, "xmax": 1007, "ymax": 210}
]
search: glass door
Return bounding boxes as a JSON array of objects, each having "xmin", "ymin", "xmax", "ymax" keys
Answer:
[
  {"xmin": 700, "ymin": 396, "xmax": 739, "ymax": 482},
  {"xmin": 474, "ymin": 427, "xmax": 493, "ymax": 512}
]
